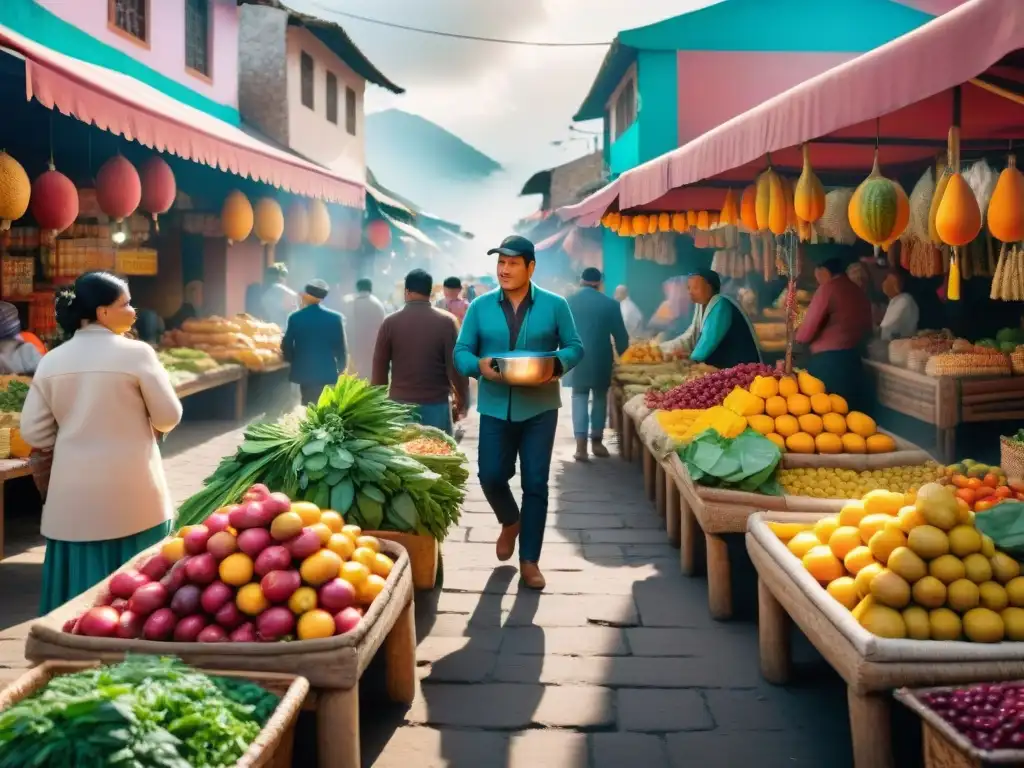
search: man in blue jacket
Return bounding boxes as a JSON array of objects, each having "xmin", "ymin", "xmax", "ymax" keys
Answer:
[
  {"xmin": 281, "ymin": 279, "xmax": 348, "ymax": 404},
  {"xmin": 455, "ymin": 235, "xmax": 584, "ymax": 590},
  {"xmin": 566, "ymin": 267, "xmax": 629, "ymax": 461}
]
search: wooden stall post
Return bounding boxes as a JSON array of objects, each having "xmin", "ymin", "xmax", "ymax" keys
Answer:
[
  {"xmin": 758, "ymin": 577, "xmax": 791, "ymax": 684},
  {"xmin": 665, "ymin": 468, "xmax": 681, "ymax": 547},
  {"xmin": 384, "ymin": 599, "xmax": 416, "ymax": 704},
  {"xmin": 317, "ymin": 687, "xmax": 359, "ymax": 768},
  {"xmin": 848, "ymin": 689, "xmax": 894, "ymax": 768},
  {"xmin": 643, "ymin": 446, "xmax": 656, "ymax": 502},
  {"xmin": 705, "ymin": 533, "xmax": 733, "ymax": 620},
  {"xmin": 680, "ymin": 494, "xmax": 699, "ymax": 576},
  {"xmin": 654, "ymin": 461, "xmax": 667, "ymax": 520},
  {"xmin": 622, "ymin": 417, "xmax": 634, "ymax": 463}
]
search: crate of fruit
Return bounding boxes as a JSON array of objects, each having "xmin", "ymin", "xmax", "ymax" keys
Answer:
[
  {"xmin": 896, "ymin": 682, "xmax": 1024, "ymax": 766},
  {"xmin": 0, "ymin": 658, "xmax": 308, "ymax": 768}
]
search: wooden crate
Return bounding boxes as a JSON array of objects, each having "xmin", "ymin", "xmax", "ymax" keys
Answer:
[
  {"xmin": 748, "ymin": 513, "xmax": 1024, "ymax": 768},
  {"xmin": 0, "ymin": 661, "xmax": 309, "ymax": 768},
  {"xmin": 369, "ymin": 529, "xmax": 438, "ymax": 590},
  {"xmin": 25, "ymin": 539, "xmax": 416, "ymax": 768}
]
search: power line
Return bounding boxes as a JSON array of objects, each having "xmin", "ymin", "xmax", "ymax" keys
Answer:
[{"xmin": 309, "ymin": 3, "xmax": 611, "ymax": 47}]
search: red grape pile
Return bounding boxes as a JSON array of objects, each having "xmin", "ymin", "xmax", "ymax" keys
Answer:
[
  {"xmin": 923, "ymin": 683, "xmax": 1024, "ymax": 752},
  {"xmin": 645, "ymin": 363, "xmax": 776, "ymax": 411}
]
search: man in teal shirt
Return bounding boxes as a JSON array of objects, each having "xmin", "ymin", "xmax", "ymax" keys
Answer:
[{"xmin": 455, "ymin": 235, "xmax": 584, "ymax": 590}]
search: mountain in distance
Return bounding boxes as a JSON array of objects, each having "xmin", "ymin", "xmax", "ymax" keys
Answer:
[{"xmin": 364, "ymin": 109, "xmax": 504, "ymax": 224}]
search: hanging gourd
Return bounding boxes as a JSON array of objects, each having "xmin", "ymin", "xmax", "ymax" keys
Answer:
[
  {"xmin": 95, "ymin": 155, "xmax": 141, "ymax": 222},
  {"xmin": 797, "ymin": 218, "xmax": 813, "ymax": 243},
  {"xmin": 139, "ymin": 156, "xmax": 176, "ymax": 230},
  {"xmin": 794, "ymin": 144, "xmax": 826, "ymax": 223},
  {"xmin": 671, "ymin": 212, "xmax": 687, "ymax": 233},
  {"xmin": 0, "ymin": 151, "xmax": 30, "ymax": 231},
  {"xmin": 929, "ymin": 155, "xmax": 953, "ymax": 245},
  {"xmin": 366, "ymin": 218, "xmax": 391, "ymax": 250},
  {"xmin": 709, "ymin": 212, "xmax": 720, "ymax": 228},
  {"xmin": 618, "ymin": 215, "xmax": 633, "ymax": 237},
  {"xmin": 686, "ymin": 210, "xmax": 697, "ymax": 228},
  {"xmin": 285, "ymin": 200, "xmax": 310, "ymax": 244},
  {"xmin": 768, "ymin": 172, "xmax": 788, "ymax": 236},
  {"xmin": 847, "ymin": 151, "xmax": 905, "ymax": 246},
  {"xmin": 307, "ymin": 199, "xmax": 332, "ymax": 245},
  {"xmin": 740, "ymin": 185, "xmax": 758, "ymax": 231},
  {"xmin": 30, "ymin": 163, "xmax": 78, "ymax": 236},
  {"xmin": 632, "ymin": 214, "xmax": 649, "ymax": 234},
  {"xmin": 986, "ymin": 154, "xmax": 1024, "ymax": 243},
  {"xmin": 696, "ymin": 211, "xmax": 710, "ymax": 231},
  {"xmin": 253, "ymin": 197, "xmax": 284, "ymax": 245},
  {"xmin": 607, "ymin": 211, "xmax": 621, "ymax": 231},
  {"xmin": 601, "ymin": 213, "xmax": 614, "ymax": 228},
  {"xmin": 657, "ymin": 213, "xmax": 671, "ymax": 232},
  {"xmin": 221, "ymin": 190, "xmax": 254, "ymax": 243},
  {"xmin": 880, "ymin": 181, "xmax": 910, "ymax": 253},
  {"xmin": 719, "ymin": 189, "xmax": 738, "ymax": 226},
  {"xmin": 780, "ymin": 176, "xmax": 798, "ymax": 231},
  {"xmin": 935, "ymin": 126, "xmax": 981, "ymax": 248},
  {"xmin": 754, "ymin": 169, "xmax": 773, "ymax": 230},
  {"xmin": 646, "ymin": 215, "xmax": 658, "ymax": 235}
]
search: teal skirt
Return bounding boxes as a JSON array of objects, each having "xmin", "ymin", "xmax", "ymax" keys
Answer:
[{"xmin": 39, "ymin": 520, "xmax": 172, "ymax": 616}]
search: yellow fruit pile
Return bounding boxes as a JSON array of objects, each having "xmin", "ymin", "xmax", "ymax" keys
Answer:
[
  {"xmin": 728, "ymin": 371, "xmax": 895, "ymax": 454},
  {"xmin": 654, "ymin": 409, "xmax": 701, "ymax": 442},
  {"xmin": 620, "ymin": 342, "xmax": 664, "ymax": 364},
  {"xmin": 771, "ymin": 484, "xmax": 1024, "ymax": 642},
  {"xmin": 779, "ymin": 463, "xmax": 944, "ymax": 499}
]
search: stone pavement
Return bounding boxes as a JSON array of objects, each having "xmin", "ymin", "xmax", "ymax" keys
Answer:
[{"xmin": 0, "ymin": 396, "xmax": 863, "ymax": 766}]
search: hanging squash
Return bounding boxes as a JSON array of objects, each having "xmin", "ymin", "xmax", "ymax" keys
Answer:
[
  {"xmin": 740, "ymin": 185, "xmax": 758, "ymax": 231},
  {"xmin": 987, "ymin": 154, "xmax": 1024, "ymax": 243},
  {"xmin": 618, "ymin": 215, "xmax": 633, "ymax": 237},
  {"xmin": 632, "ymin": 214, "xmax": 649, "ymax": 234},
  {"xmin": 671, "ymin": 212, "xmax": 687, "ymax": 233},
  {"xmin": 686, "ymin": 210, "xmax": 697, "ymax": 228},
  {"xmin": 30, "ymin": 164, "xmax": 78, "ymax": 236},
  {"xmin": 366, "ymin": 219, "xmax": 391, "ymax": 250},
  {"xmin": 646, "ymin": 215, "xmax": 658, "ymax": 235},
  {"xmin": 794, "ymin": 144, "xmax": 826, "ymax": 223},
  {"xmin": 0, "ymin": 152, "xmax": 30, "ymax": 231},
  {"xmin": 657, "ymin": 212, "xmax": 671, "ymax": 232},
  {"xmin": 719, "ymin": 189, "xmax": 738, "ymax": 226},
  {"xmin": 880, "ymin": 181, "xmax": 910, "ymax": 252},
  {"xmin": 848, "ymin": 152, "xmax": 905, "ymax": 246},
  {"xmin": 253, "ymin": 197, "xmax": 284, "ymax": 245},
  {"xmin": 696, "ymin": 211, "xmax": 710, "ymax": 231},
  {"xmin": 936, "ymin": 174, "xmax": 982, "ymax": 246},
  {"xmin": 755, "ymin": 169, "xmax": 777, "ymax": 231},
  {"xmin": 601, "ymin": 213, "xmax": 615, "ymax": 228},
  {"xmin": 796, "ymin": 218, "xmax": 813, "ymax": 243},
  {"xmin": 709, "ymin": 212, "xmax": 720, "ymax": 228},
  {"xmin": 139, "ymin": 156, "xmax": 176, "ymax": 228},
  {"xmin": 95, "ymin": 155, "xmax": 141, "ymax": 222},
  {"xmin": 285, "ymin": 200, "xmax": 310, "ymax": 244},
  {"xmin": 608, "ymin": 211, "xmax": 621, "ymax": 231},
  {"xmin": 221, "ymin": 190, "xmax": 254, "ymax": 243},
  {"xmin": 929, "ymin": 154, "xmax": 953, "ymax": 245},
  {"xmin": 307, "ymin": 199, "xmax": 332, "ymax": 246},
  {"xmin": 767, "ymin": 171, "xmax": 788, "ymax": 236}
]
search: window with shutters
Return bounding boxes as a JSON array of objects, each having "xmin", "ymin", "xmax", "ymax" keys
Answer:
[
  {"xmin": 612, "ymin": 77, "xmax": 636, "ymax": 141},
  {"xmin": 185, "ymin": 0, "xmax": 210, "ymax": 78},
  {"xmin": 108, "ymin": 0, "xmax": 149, "ymax": 45},
  {"xmin": 345, "ymin": 86, "xmax": 357, "ymax": 135},
  {"xmin": 300, "ymin": 52, "xmax": 315, "ymax": 109},
  {"xmin": 326, "ymin": 72, "xmax": 338, "ymax": 124}
]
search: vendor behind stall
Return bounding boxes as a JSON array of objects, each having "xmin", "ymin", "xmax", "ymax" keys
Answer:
[
  {"xmin": 659, "ymin": 269, "xmax": 762, "ymax": 367},
  {"xmin": 0, "ymin": 301, "xmax": 42, "ymax": 375},
  {"xmin": 879, "ymin": 269, "xmax": 920, "ymax": 341},
  {"xmin": 795, "ymin": 256, "xmax": 873, "ymax": 410}
]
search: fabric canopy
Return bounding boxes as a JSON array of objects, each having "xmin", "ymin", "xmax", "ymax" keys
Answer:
[
  {"xmin": 381, "ymin": 211, "xmax": 439, "ymax": 251},
  {"xmin": 560, "ymin": 0, "xmax": 1024, "ymax": 223},
  {"xmin": 1, "ymin": 23, "xmax": 365, "ymax": 208}
]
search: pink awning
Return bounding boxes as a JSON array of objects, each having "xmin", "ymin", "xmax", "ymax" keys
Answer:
[
  {"xmin": 534, "ymin": 226, "xmax": 571, "ymax": 252},
  {"xmin": 0, "ymin": 24, "xmax": 364, "ymax": 208},
  {"xmin": 560, "ymin": 0, "xmax": 1024, "ymax": 221}
]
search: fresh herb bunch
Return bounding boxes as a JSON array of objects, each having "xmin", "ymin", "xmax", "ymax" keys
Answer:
[
  {"xmin": 0, "ymin": 380, "xmax": 29, "ymax": 412},
  {"xmin": 0, "ymin": 656, "xmax": 278, "ymax": 768}
]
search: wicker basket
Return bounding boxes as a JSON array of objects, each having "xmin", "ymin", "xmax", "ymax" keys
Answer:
[
  {"xmin": 368, "ymin": 530, "xmax": 438, "ymax": 590},
  {"xmin": 0, "ymin": 661, "xmax": 309, "ymax": 768},
  {"xmin": 1001, "ymin": 436, "xmax": 1024, "ymax": 482}
]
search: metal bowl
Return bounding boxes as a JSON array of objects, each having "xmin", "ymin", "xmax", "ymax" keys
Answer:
[{"xmin": 492, "ymin": 355, "xmax": 557, "ymax": 387}]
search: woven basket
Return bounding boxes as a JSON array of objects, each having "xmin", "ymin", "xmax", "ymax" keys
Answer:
[
  {"xmin": 0, "ymin": 661, "xmax": 309, "ymax": 768},
  {"xmin": 906, "ymin": 168, "xmax": 936, "ymax": 243},
  {"xmin": 818, "ymin": 188, "xmax": 856, "ymax": 244},
  {"xmin": 1001, "ymin": 436, "xmax": 1024, "ymax": 482}
]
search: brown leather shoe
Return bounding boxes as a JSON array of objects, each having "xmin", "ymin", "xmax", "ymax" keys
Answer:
[
  {"xmin": 574, "ymin": 438, "xmax": 589, "ymax": 461},
  {"xmin": 590, "ymin": 439, "xmax": 610, "ymax": 458},
  {"xmin": 520, "ymin": 561, "xmax": 546, "ymax": 590},
  {"xmin": 496, "ymin": 522, "xmax": 520, "ymax": 562}
]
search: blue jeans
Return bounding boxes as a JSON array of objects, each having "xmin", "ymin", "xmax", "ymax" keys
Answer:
[
  {"xmin": 571, "ymin": 386, "xmax": 608, "ymax": 440},
  {"xmin": 478, "ymin": 410, "xmax": 559, "ymax": 563},
  {"xmin": 399, "ymin": 400, "xmax": 453, "ymax": 436}
]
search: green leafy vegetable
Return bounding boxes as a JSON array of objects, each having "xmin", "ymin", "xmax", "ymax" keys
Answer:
[
  {"xmin": 974, "ymin": 501, "xmax": 1024, "ymax": 560},
  {"xmin": 679, "ymin": 428, "xmax": 783, "ymax": 495}
]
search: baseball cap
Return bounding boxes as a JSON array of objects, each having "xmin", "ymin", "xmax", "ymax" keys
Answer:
[
  {"xmin": 487, "ymin": 234, "xmax": 535, "ymax": 262},
  {"xmin": 581, "ymin": 267, "xmax": 602, "ymax": 284}
]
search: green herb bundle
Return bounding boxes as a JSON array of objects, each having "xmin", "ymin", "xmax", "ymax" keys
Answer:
[
  {"xmin": 0, "ymin": 656, "xmax": 278, "ymax": 768},
  {"xmin": 0, "ymin": 381, "xmax": 28, "ymax": 412}
]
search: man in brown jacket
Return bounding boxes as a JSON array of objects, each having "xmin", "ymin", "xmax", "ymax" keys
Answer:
[{"xmin": 372, "ymin": 269, "xmax": 469, "ymax": 435}]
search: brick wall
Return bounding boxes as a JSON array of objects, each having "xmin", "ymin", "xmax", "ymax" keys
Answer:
[{"xmin": 549, "ymin": 152, "xmax": 605, "ymax": 211}]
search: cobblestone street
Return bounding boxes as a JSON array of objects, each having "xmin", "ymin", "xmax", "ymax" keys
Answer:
[{"xmin": 0, "ymin": 398, "xmax": 861, "ymax": 766}]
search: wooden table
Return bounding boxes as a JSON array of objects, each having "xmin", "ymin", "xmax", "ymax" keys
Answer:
[
  {"xmin": 0, "ymin": 458, "xmax": 32, "ymax": 562},
  {"xmin": 865, "ymin": 359, "xmax": 1024, "ymax": 462},
  {"xmin": 749, "ymin": 512, "xmax": 1024, "ymax": 768},
  {"xmin": 26, "ymin": 538, "xmax": 417, "ymax": 768},
  {"xmin": 174, "ymin": 365, "xmax": 248, "ymax": 421}
]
